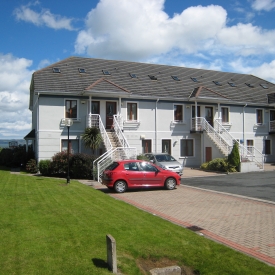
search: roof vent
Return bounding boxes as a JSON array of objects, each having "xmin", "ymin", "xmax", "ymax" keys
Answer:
[
  {"xmin": 260, "ymin": 84, "xmax": 268, "ymax": 89},
  {"xmin": 171, "ymin": 76, "xmax": 180, "ymax": 81},
  {"xmin": 78, "ymin": 68, "xmax": 86, "ymax": 73},
  {"xmin": 228, "ymin": 82, "xmax": 236, "ymax": 87},
  {"xmin": 245, "ymin": 83, "xmax": 254, "ymax": 88},
  {"xmin": 129, "ymin": 73, "xmax": 138, "ymax": 78},
  {"xmin": 102, "ymin": 70, "xmax": 111, "ymax": 75},
  {"xmin": 191, "ymin": 77, "xmax": 198, "ymax": 82},
  {"xmin": 148, "ymin": 75, "xmax": 157, "ymax": 80},
  {"xmin": 213, "ymin": 81, "xmax": 222, "ymax": 86}
]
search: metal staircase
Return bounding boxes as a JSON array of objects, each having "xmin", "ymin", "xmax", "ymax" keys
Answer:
[
  {"xmin": 92, "ymin": 114, "xmax": 137, "ymax": 181},
  {"xmin": 192, "ymin": 117, "xmax": 264, "ymax": 170}
]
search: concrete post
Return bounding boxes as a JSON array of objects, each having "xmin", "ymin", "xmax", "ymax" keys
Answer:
[{"xmin": 106, "ymin": 234, "xmax": 117, "ymax": 273}]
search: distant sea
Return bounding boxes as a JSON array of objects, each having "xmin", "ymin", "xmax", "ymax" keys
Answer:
[{"xmin": 0, "ymin": 139, "xmax": 26, "ymax": 148}]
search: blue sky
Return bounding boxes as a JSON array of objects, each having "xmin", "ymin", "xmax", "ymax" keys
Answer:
[{"xmin": 1, "ymin": 0, "xmax": 275, "ymax": 139}]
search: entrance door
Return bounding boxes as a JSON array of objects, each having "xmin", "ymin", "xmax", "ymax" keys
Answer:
[
  {"xmin": 205, "ymin": 107, "xmax": 213, "ymax": 126},
  {"xmin": 106, "ymin": 102, "xmax": 117, "ymax": 129},
  {"xmin": 162, "ymin": 140, "xmax": 171, "ymax": 154},
  {"xmin": 205, "ymin": 147, "xmax": 212, "ymax": 162}
]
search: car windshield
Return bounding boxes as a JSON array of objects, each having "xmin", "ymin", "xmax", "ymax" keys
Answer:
[
  {"xmin": 105, "ymin": 162, "xmax": 119, "ymax": 171},
  {"xmin": 155, "ymin": 154, "xmax": 176, "ymax": 162}
]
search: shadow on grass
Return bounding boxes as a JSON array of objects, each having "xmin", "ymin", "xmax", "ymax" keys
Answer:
[{"xmin": 92, "ymin": 258, "xmax": 109, "ymax": 269}]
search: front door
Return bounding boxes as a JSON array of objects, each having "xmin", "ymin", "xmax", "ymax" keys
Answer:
[
  {"xmin": 205, "ymin": 147, "xmax": 212, "ymax": 162},
  {"xmin": 205, "ymin": 107, "xmax": 213, "ymax": 126},
  {"xmin": 106, "ymin": 102, "xmax": 116, "ymax": 129}
]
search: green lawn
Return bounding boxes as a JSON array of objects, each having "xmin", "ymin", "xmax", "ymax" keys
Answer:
[{"xmin": 0, "ymin": 169, "xmax": 274, "ymax": 275}]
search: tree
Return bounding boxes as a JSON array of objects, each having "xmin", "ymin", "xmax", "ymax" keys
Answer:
[
  {"xmin": 228, "ymin": 142, "xmax": 240, "ymax": 171},
  {"xmin": 81, "ymin": 127, "xmax": 103, "ymax": 154}
]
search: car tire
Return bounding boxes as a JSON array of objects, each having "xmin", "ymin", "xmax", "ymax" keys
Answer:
[
  {"xmin": 165, "ymin": 177, "xmax": 176, "ymax": 190},
  {"xmin": 114, "ymin": 180, "xmax": 127, "ymax": 193}
]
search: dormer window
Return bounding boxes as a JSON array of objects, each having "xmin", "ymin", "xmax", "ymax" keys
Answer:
[
  {"xmin": 246, "ymin": 83, "xmax": 254, "ymax": 88},
  {"xmin": 228, "ymin": 82, "xmax": 236, "ymax": 87},
  {"xmin": 213, "ymin": 81, "xmax": 222, "ymax": 86},
  {"xmin": 129, "ymin": 73, "xmax": 138, "ymax": 78},
  {"xmin": 148, "ymin": 75, "xmax": 157, "ymax": 80},
  {"xmin": 78, "ymin": 68, "xmax": 86, "ymax": 73},
  {"xmin": 102, "ymin": 70, "xmax": 111, "ymax": 75},
  {"xmin": 191, "ymin": 77, "xmax": 198, "ymax": 82},
  {"xmin": 171, "ymin": 75, "xmax": 180, "ymax": 81},
  {"xmin": 53, "ymin": 67, "xmax": 61, "ymax": 73}
]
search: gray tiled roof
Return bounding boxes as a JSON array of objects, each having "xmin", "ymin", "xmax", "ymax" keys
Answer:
[{"xmin": 31, "ymin": 56, "xmax": 275, "ymax": 106}]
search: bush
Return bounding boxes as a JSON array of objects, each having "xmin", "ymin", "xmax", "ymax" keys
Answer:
[
  {"xmin": 26, "ymin": 159, "xmax": 38, "ymax": 173},
  {"xmin": 200, "ymin": 157, "xmax": 237, "ymax": 173},
  {"xmin": 38, "ymin": 159, "xmax": 52, "ymax": 176},
  {"xmin": 70, "ymin": 153, "xmax": 95, "ymax": 179},
  {"xmin": 50, "ymin": 151, "xmax": 72, "ymax": 177},
  {"xmin": 228, "ymin": 143, "xmax": 240, "ymax": 172},
  {"xmin": 137, "ymin": 154, "xmax": 149, "ymax": 161}
]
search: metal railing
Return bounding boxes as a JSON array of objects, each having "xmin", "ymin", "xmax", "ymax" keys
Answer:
[
  {"xmin": 113, "ymin": 115, "xmax": 130, "ymax": 148},
  {"xmin": 191, "ymin": 117, "xmax": 264, "ymax": 169}
]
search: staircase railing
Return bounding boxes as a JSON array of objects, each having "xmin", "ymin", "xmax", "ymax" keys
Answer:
[
  {"xmin": 191, "ymin": 117, "xmax": 264, "ymax": 169},
  {"xmin": 87, "ymin": 114, "xmax": 112, "ymax": 151},
  {"xmin": 113, "ymin": 115, "xmax": 130, "ymax": 147}
]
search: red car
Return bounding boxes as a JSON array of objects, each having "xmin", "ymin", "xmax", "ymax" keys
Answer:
[{"xmin": 101, "ymin": 160, "xmax": 181, "ymax": 193}]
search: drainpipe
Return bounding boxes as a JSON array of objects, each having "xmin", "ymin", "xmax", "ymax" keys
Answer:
[
  {"xmin": 155, "ymin": 98, "xmax": 159, "ymax": 153},
  {"xmin": 36, "ymin": 93, "xmax": 40, "ymax": 161},
  {"xmin": 243, "ymin": 104, "xmax": 247, "ymax": 158}
]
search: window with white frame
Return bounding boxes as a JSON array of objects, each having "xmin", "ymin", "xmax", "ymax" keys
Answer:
[
  {"xmin": 142, "ymin": 139, "xmax": 151, "ymax": 154},
  {"xmin": 65, "ymin": 100, "xmax": 77, "ymax": 119},
  {"xmin": 127, "ymin": 102, "xmax": 138, "ymax": 121},
  {"xmin": 221, "ymin": 107, "xmax": 229, "ymax": 123},
  {"xmin": 174, "ymin": 104, "xmax": 183, "ymax": 122},
  {"xmin": 256, "ymin": 109, "xmax": 263, "ymax": 124},
  {"xmin": 61, "ymin": 140, "xmax": 79, "ymax": 154},
  {"xmin": 180, "ymin": 139, "xmax": 194, "ymax": 157},
  {"xmin": 246, "ymin": 139, "xmax": 254, "ymax": 155}
]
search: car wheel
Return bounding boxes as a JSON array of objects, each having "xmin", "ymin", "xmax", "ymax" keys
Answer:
[
  {"xmin": 165, "ymin": 177, "xmax": 176, "ymax": 190},
  {"xmin": 114, "ymin": 180, "xmax": 127, "ymax": 193}
]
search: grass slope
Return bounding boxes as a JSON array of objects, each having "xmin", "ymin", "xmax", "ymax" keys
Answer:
[{"xmin": 0, "ymin": 169, "xmax": 274, "ymax": 274}]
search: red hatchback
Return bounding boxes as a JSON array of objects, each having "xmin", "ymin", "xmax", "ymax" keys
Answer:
[{"xmin": 101, "ymin": 160, "xmax": 181, "ymax": 193}]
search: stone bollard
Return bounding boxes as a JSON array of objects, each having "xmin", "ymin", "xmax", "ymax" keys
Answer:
[{"xmin": 106, "ymin": 234, "xmax": 117, "ymax": 273}]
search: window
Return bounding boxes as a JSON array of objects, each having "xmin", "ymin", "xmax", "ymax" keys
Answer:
[
  {"xmin": 256, "ymin": 109, "xmax": 263, "ymax": 124},
  {"xmin": 171, "ymin": 75, "xmax": 180, "ymax": 81},
  {"xmin": 265, "ymin": 140, "xmax": 271, "ymax": 155},
  {"xmin": 127, "ymin": 102, "xmax": 137, "ymax": 120},
  {"xmin": 124, "ymin": 162, "xmax": 139, "ymax": 171},
  {"xmin": 221, "ymin": 107, "xmax": 229, "ymax": 123},
  {"xmin": 246, "ymin": 140, "xmax": 254, "ymax": 155},
  {"xmin": 53, "ymin": 67, "xmax": 61, "ymax": 73},
  {"xmin": 92, "ymin": 101, "xmax": 100, "ymax": 114},
  {"xmin": 213, "ymin": 81, "xmax": 222, "ymax": 86},
  {"xmin": 180, "ymin": 139, "xmax": 194, "ymax": 157},
  {"xmin": 228, "ymin": 82, "xmax": 236, "ymax": 87},
  {"xmin": 148, "ymin": 75, "xmax": 157, "ymax": 80},
  {"xmin": 102, "ymin": 70, "xmax": 111, "ymax": 75},
  {"xmin": 174, "ymin": 104, "xmax": 183, "ymax": 122},
  {"xmin": 65, "ymin": 100, "xmax": 77, "ymax": 118},
  {"xmin": 129, "ymin": 73, "xmax": 138, "ymax": 78},
  {"xmin": 78, "ymin": 68, "xmax": 86, "ymax": 73},
  {"xmin": 61, "ymin": 140, "xmax": 79, "ymax": 154},
  {"xmin": 191, "ymin": 77, "xmax": 198, "ymax": 82},
  {"xmin": 142, "ymin": 140, "xmax": 151, "ymax": 154},
  {"xmin": 162, "ymin": 140, "xmax": 171, "ymax": 154},
  {"xmin": 260, "ymin": 84, "xmax": 268, "ymax": 89},
  {"xmin": 245, "ymin": 83, "xmax": 254, "ymax": 88},
  {"xmin": 139, "ymin": 162, "xmax": 158, "ymax": 172}
]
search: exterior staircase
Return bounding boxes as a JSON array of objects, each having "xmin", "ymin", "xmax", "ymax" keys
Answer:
[
  {"xmin": 92, "ymin": 114, "xmax": 137, "ymax": 181},
  {"xmin": 192, "ymin": 117, "xmax": 264, "ymax": 171}
]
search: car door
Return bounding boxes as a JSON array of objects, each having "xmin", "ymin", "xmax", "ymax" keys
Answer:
[
  {"xmin": 139, "ymin": 162, "xmax": 163, "ymax": 186},
  {"xmin": 123, "ymin": 162, "xmax": 143, "ymax": 187}
]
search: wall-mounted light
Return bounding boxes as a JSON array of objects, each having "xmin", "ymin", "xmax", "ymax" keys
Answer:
[
  {"xmin": 81, "ymin": 100, "xmax": 86, "ymax": 104},
  {"xmin": 140, "ymin": 135, "xmax": 145, "ymax": 139},
  {"xmin": 265, "ymin": 110, "xmax": 269, "ymax": 113},
  {"xmin": 186, "ymin": 105, "xmax": 190, "ymax": 108}
]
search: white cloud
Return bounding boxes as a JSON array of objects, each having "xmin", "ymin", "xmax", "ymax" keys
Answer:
[
  {"xmin": 74, "ymin": 0, "xmax": 275, "ymax": 64},
  {"xmin": 250, "ymin": 60, "xmax": 275, "ymax": 83},
  {"xmin": 0, "ymin": 54, "xmax": 33, "ymax": 138},
  {"xmin": 251, "ymin": 0, "xmax": 275, "ymax": 11},
  {"xmin": 14, "ymin": 4, "xmax": 75, "ymax": 30}
]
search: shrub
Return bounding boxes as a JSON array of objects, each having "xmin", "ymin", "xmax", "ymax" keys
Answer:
[
  {"xmin": 200, "ymin": 158, "xmax": 237, "ymax": 173},
  {"xmin": 70, "ymin": 153, "xmax": 95, "ymax": 179},
  {"xmin": 50, "ymin": 151, "xmax": 72, "ymax": 177},
  {"xmin": 38, "ymin": 159, "xmax": 52, "ymax": 176},
  {"xmin": 26, "ymin": 159, "xmax": 38, "ymax": 173},
  {"xmin": 228, "ymin": 143, "xmax": 240, "ymax": 172},
  {"xmin": 137, "ymin": 154, "xmax": 149, "ymax": 161}
]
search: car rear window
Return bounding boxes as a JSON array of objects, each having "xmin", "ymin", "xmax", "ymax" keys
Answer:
[{"xmin": 105, "ymin": 162, "xmax": 119, "ymax": 171}]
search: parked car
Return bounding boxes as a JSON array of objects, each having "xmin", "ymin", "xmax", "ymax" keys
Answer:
[
  {"xmin": 144, "ymin": 153, "xmax": 183, "ymax": 175},
  {"xmin": 102, "ymin": 160, "xmax": 181, "ymax": 193}
]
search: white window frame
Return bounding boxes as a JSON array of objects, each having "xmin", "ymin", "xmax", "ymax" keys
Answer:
[
  {"xmin": 173, "ymin": 104, "xmax": 184, "ymax": 123},
  {"xmin": 61, "ymin": 139, "xmax": 79, "ymax": 154},
  {"xmin": 246, "ymin": 139, "xmax": 254, "ymax": 156},
  {"xmin": 221, "ymin": 107, "xmax": 230, "ymax": 124},
  {"xmin": 126, "ymin": 101, "xmax": 139, "ymax": 122},
  {"xmin": 256, "ymin": 109, "xmax": 264, "ymax": 125},
  {"xmin": 64, "ymin": 98, "xmax": 79, "ymax": 121},
  {"xmin": 180, "ymin": 138, "xmax": 194, "ymax": 157}
]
